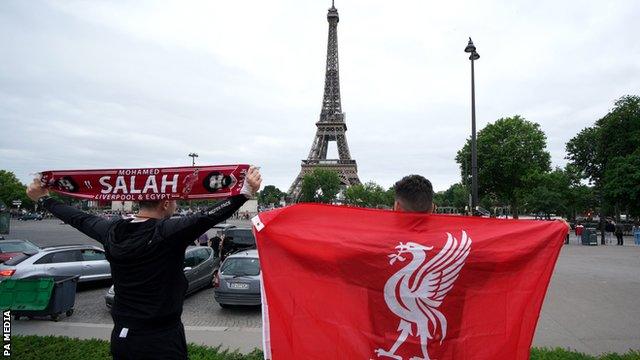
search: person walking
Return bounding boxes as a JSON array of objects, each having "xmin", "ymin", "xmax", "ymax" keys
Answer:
[
  {"xmin": 605, "ymin": 219, "xmax": 615, "ymax": 245},
  {"xmin": 614, "ymin": 221, "xmax": 624, "ymax": 246},
  {"xmin": 27, "ymin": 166, "xmax": 262, "ymax": 360},
  {"xmin": 209, "ymin": 234, "xmax": 222, "ymax": 258},
  {"xmin": 196, "ymin": 231, "xmax": 209, "ymax": 246}
]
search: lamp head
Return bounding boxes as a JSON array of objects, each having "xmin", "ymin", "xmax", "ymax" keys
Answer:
[{"xmin": 464, "ymin": 37, "xmax": 476, "ymax": 53}]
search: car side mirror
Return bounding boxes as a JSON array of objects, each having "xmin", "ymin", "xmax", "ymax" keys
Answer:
[{"xmin": 183, "ymin": 267, "xmax": 192, "ymax": 272}]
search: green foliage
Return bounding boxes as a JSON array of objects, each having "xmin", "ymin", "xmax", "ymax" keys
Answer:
[
  {"xmin": 258, "ymin": 185, "xmax": 285, "ymax": 206},
  {"xmin": 344, "ymin": 181, "xmax": 393, "ymax": 208},
  {"xmin": 530, "ymin": 347, "xmax": 640, "ymax": 360},
  {"xmin": 520, "ymin": 169, "xmax": 572, "ymax": 217},
  {"xmin": 433, "ymin": 183, "xmax": 468, "ymax": 213},
  {"xmin": 456, "ymin": 115, "xmax": 551, "ymax": 217},
  {"xmin": 566, "ymin": 95, "xmax": 640, "ymax": 216},
  {"xmin": 299, "ymin": 168, "xmax": 341, "ymax": 203},
  {"xmin": 566, "ymin": 126, "xmax": 603, "ymax": 183},
  {"xmin": 602, "ymin": 151, "xmax": 640, "ymax": 216},
  {"xmin": 11, "ymin": 336, "xmax": 640, "ymax": 360},
  {"xmin": 0, "ymin": 170, "xmax": 33, "ymax": 211}
]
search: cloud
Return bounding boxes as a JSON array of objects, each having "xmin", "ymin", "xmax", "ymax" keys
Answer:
[{"xmin": 1, "ymin": 0, "xmax": 639, "ymax": 193}]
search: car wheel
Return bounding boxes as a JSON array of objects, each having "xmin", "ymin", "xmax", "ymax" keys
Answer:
[
  {"xmin": 66, "ymin": 309, "xmax": 74, "ymax": 317},
  {"xmin": 219, "ymin": 303, "xmax": 231, "ymax": 309},
  {"xmin": 51, "ymin": 313, "xmax": 60, "ymax": 322}
]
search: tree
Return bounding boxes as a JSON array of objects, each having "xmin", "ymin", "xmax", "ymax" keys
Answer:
[
  {"xmin": 0, "ymin": 170, "xmax": 33, "ymax": 211},
  {"xmin": 566, "ymin": 95, "xmax": 640, "ymax": 219},
  {"xmin": 384, "ymin": 187, "xmax": 395, "ymax": 208},
  {"xmin": 602, "ymin": 152, "xmax": 640, "ymax": 216},
  {"xmin": 344, "ymin": 181, "xmax": 393, "ymax": 208},
  {"xmin": 258, "ymin": 185, "xmax": 285, "ymax": 206},
  {"xmin": 520, "ymin": 168, "xmax": 572, "ymax": 218},
  {"xmin": 433, "ymin": 183, "xmax": 468, "ymax": 213},
  {"xmin": 566, "ymin": 126, "xmax": 602, "ymax": 183},
  {"xmin": 299, "ymin": 169, "xmax": 341, "ymax": 203},
  {"xmin": 455, "ymin": 115, "xmax": 551, "ymax": 218}
]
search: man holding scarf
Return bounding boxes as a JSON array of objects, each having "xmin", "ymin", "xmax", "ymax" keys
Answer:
[{"xmin": 26, "ymin": 166, "xmax": 262, "ymax": 360}]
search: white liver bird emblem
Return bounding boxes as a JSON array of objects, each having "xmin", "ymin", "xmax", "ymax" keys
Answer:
[{"xmin": 375, "ymin": 231, "xmax": 472, "ymax": 360}]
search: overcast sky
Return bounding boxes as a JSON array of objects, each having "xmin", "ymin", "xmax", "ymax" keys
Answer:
[{"xmin": 1, "ymin": 0, "xmax": 639, "ymax": 192}]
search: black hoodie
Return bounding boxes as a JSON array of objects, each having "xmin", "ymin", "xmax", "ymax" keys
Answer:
[{"xmin": 42, "ymin": 195, "xmax": 247, "ymax": 329}]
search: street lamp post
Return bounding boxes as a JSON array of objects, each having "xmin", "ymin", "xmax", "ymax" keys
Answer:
[
  {"xmin": 188, "ymin": 153, "xmax": 199, "ymax": 166},
  {"xmin": 465, "ymin": 37, "xmax": 480, "ymax": 215}
]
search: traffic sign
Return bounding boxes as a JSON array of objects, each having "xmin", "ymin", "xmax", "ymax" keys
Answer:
[{"xmin": 12, "ymin": 200, "xmax": 22, "ymax": 206}]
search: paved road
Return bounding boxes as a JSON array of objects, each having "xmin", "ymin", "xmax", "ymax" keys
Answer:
[
  {"xmin": 6, "ymin": 220, "xmax": 640, "ymax": 355},
  {"xmin": 6, "ymin": 218, "xmax": 252, "ymax": 248}
]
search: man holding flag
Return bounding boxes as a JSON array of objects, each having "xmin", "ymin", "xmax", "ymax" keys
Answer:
[
  {"xmin": 253, "ymin": 173, "xmax": 568, "ymax": 360},
  {"xmin": 392, "ymin": 174, "xmax": 434, "ymax": 213},
  {"xmin": 26, "ymin": 166, "xmax": 262, "ymax": 360}
]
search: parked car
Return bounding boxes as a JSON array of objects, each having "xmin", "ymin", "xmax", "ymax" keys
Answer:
[
  {"xmin": 212, "ymin": 223, "xmax": 236, "ymax": 238},
  {"xmin": 220, "ymin": 227, "xmax": 255, "ymax": 261},
  {"xmin": 0, "ymin": 244, "xmax": 111, "ymax": 282},
  {"xmin": 213, "ymin": 249, "xmax": 261, "ymax": 307},
  {"xmin": 19, "ymin": 213, "xmax": 43, "ymax": 221},
  {"xmin": 0, "ymin": 239, "xmax": 40, "ymax": 263},
  {"xmin": 105, "ymin": 246, "xmax": 217, "ymax": 309}
]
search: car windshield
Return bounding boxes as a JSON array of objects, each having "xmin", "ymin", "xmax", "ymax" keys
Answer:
[
  {"xmin": 0, "ymin": 241, "xmax": 39, "ymax": 253},
  {"xmin": 221, "ymin": 258, "xmax": 260, "ymax": 276},
  {"xmin": 225, "ymin": 230, "xmax": 255, "ymax": 245}
]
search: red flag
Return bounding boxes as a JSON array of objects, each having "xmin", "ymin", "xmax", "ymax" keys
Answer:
[
  {"xmin": 253, "ymin": 204, "xmax": 566, "ymax": 360},
  {"xmin": 40, "ymin": 164, "xmax": 249, "ymax": 201}
]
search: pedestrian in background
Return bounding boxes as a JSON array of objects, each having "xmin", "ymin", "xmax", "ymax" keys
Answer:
[
  {"xmin": 614, "ymin": 221, "xmax": 624, "ymax": 246},
  {"xmin": 605, "ymin": 219, "xmax": 615, "ymax": 244},
  {"xmin": 196, "ymin": 232, "xmax": 209, "ymax": 246},
  {"xmin": 208, "ymin": 235, "xmax": 222, "ymax": 258}
]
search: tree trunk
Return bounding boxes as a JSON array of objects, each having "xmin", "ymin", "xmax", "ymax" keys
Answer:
[{"xmin": 512, "ymin": 204, "xmax": 519, "ymax": 219}]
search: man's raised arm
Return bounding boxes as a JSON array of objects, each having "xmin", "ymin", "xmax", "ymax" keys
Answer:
[
  {"xmin": 162, "ymin": 166, "xmax": 263, "ymax": 243},
  {"xmin": 27, "ymin": 177, "xmax": 111, "ymax": 244}
]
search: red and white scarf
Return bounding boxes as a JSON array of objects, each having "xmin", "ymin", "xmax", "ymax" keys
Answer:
[{"xmin": 40, "ymin": 164, "xmax": 250, "ymax": 201}]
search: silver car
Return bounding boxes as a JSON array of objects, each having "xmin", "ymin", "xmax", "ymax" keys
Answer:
[
  {"xmin": 214, "ymin": 249, "xmax": 261, "ymax": 307},
  {"xmin": 105, "ymin": 246, "xmax": 217, "ymax": 309},
  {"xmin": 0, "ymin": 244, "xmax": 111, "ymax": 282}
]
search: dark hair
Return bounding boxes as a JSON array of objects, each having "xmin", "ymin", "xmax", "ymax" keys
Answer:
[
  {"xmin": 138, "ymin": 200, "xmax": 162, "ymax": 210},
  {"xmin": 393, "ymin": 175, "xmax": 434, "ymax": 213}
]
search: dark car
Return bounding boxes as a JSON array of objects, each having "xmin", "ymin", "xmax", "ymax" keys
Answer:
[
  {"xmin": 220, "ymin": 228, "xmax": 255, "ymax": 261},
  {"xmin": 0, "ymin": 239, "xmax": 40, "ymax": 263},
  {"xmin": 19, "ymin": 213, "xmax": 43, "ymax": 221},
  {"xmin": 105, "ymin": 246, "xmax": 217, "ymax": 309}
]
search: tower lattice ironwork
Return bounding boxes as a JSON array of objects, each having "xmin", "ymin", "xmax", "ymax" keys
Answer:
[{"xmin": 288, "ymin": 2, "xmax": 360, "ymax": 201}]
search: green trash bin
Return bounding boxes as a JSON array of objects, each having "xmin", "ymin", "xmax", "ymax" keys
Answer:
[
  {"xmin": 581, "ymin": 227, "xmax": 599, "ymax": 246},
  {"xmin": 1, "ymin": 276, "xmax": 79, "ymax": 321},
  {"xmin": 0, "ymin": 277, "xmax": 54, "ymax": 311}
]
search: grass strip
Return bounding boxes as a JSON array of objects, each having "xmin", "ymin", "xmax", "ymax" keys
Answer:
[{"xmin": 11, "ymin": 335, "xmax": 640, "ymax": 359}]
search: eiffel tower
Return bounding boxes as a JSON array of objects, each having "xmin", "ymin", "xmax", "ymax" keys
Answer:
[{"xmin": 288, "ymin": 1, "xmax": 360, "ymax": 201}]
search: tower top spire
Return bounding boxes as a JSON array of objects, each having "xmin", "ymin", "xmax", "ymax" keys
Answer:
[{"xmin": 328, "ymin": 0, "xmax": 338, "ymax": 21}]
